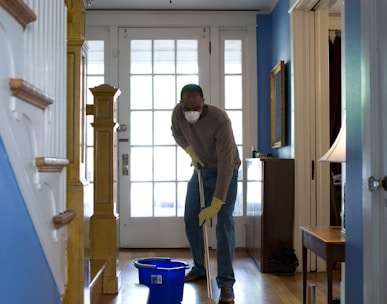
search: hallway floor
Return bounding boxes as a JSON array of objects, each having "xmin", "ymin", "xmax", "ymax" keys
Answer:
[{"xmin": 99, "ymin": 248, "xmax": 341, "ymax": 304}]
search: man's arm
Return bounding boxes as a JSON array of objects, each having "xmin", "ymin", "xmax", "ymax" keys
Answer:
[
  {"xmin": 171, "ymin": 105, "xmax": 189, "ymax": 149},
  {"xmin": 213, "ymin": 119, "xmax": 238, "ymax": 201}
]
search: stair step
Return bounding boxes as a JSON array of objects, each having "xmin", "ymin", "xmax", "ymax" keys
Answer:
[
  {"xmin": 9, "ymin": 78, "xmax": 53, "ymax": 109},
  {"xmin": 89, "ymin": 259, "xmax": 107, "ymax": 304},
  {"xmin": 90, "ymin": 260, "xmax": 107, "ymax": 288},
  {"xmin": 88, "ymin": 259, "xmax": 150, "ymax": 304}
]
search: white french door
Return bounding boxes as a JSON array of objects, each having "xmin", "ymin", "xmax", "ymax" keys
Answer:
[
  {"xmin": 116, "ymin": 26, "xmax": 252, "ymax": 248},
  {"xmin": 118, "ymin": 27, "xmax": 210, "ymax": 247}
]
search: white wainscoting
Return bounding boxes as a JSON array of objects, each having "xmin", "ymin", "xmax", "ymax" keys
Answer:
[{"xmin": 0, "ymin": 0, "xmax": 68, "ymax": 294}]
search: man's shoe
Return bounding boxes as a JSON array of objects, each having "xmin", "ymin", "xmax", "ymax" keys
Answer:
[
  {"xmin": 184, "ymin": 270, "xmax": 206, "ymax": 282},
  {"xmin": 219, "ymin": 286, "xmax": 235, "ymax": 302}
]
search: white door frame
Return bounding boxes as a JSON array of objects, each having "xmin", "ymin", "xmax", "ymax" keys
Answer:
[
  {"xmin": 289, "ymin": 2, "xmax": 331, "ymax": 270},
  {"xmin": 117, "ymin": 26, "xmax": 210, "ymax": 248},
  {"xmin": 86, "ymin": 11, "xmax": 258, "ymax": 248}
]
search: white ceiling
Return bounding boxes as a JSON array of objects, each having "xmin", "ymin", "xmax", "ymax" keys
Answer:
[{"xmin": 86, "ymin": 0, "xmax": 277, "ymax": 12}]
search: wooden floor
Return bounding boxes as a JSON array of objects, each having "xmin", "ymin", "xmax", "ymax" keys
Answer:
[{"xmin": 99, "ymin": 248, "xmax": 341, "ymax": 304}]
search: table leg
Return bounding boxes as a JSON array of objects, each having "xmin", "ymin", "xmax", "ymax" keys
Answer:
[
  {"xmin": 326, "ymin": 251, "xmax": 333, "ymax": 304},
  {"xmin": 302, "ymin": 237, "xmax": 307, "ymax": 304}
]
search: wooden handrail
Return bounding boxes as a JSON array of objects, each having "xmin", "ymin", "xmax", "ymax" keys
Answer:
[{"xmin": 52, "ymin": 210, "xmax": 76, "ymax": 229}]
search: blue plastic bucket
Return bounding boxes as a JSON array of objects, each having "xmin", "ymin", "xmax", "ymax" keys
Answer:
[{"xmin": 134, "ymin": 257, "xmax": 189, "ymax": 304}]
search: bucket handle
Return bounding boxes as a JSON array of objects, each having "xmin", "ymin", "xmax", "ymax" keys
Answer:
[
  {"xmin": 134, "ymin": 257, "xmax": 171, "ymax": 269},
  {"xmin": 134, "ymin": 257, "xmax": 190, "ymax": 270}
]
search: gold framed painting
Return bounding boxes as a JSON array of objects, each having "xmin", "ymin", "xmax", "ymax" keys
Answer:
[{"xmin": 270, "ymin": 60, "xmax": 285, "ymax": 148}]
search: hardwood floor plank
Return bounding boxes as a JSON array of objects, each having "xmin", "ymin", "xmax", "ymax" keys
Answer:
[{"xmin": 99, "ymin": 248, "xmax": 341, "ymax": 304}]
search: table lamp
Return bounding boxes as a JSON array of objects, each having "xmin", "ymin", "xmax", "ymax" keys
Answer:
[
  {"xmin": 319, "ymin": 116, "xmax": 346, "ymax": 162},
  {"xmin": 319, "ymin": 113, "xmax": 346, "ymax": 236}
]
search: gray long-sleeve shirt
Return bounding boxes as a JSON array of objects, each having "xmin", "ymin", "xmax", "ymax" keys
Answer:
[{"xmin": 171, "ymin": 103, "xmax": 241, "ymax": 201}]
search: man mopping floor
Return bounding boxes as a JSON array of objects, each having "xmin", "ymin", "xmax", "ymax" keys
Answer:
[{"xmin": 171, "ymin": 84, "xmax": 241, "ymax": 303}]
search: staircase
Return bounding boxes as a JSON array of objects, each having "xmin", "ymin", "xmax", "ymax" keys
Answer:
[
  {"xmin": 89, "ymin": 259, "xmax": 107, "ymax": 304},
  {"xmin": 0, "ymin": 2, "xmax": 69, "ymax": 292},
  {"xmin": 85, "ymin": 257, "xmax": 149, "ymax": 304},
  {"xmin": 89, "ymin": 263, "xmax": 152, "ymax": 304}
]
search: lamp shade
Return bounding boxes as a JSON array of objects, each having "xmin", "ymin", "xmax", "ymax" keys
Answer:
[{"xmin": 319, "ymin": 114, "xmax": 346, "ymax": 163}]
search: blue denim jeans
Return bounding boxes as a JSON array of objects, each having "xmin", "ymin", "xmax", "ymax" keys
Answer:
[{"xmin": 184, "ymin": 168, "xmax": 238, "ymax": 288}]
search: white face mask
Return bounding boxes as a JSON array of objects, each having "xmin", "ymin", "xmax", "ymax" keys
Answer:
[{"xmin": 184, "ymin": 111, "xmax": 201, "ymax": 124}]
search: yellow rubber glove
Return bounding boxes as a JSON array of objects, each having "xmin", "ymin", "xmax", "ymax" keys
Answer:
[
  {"xmin": 185, "ymin": 146, "xmax": 205, "ymax": 171},
  {"xmin": 198, "ymin": 197, "xmax": 225, "ymax": 226}
]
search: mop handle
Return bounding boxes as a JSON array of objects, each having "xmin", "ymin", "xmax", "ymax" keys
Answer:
[
  {"xmin": 197, "ymin": 166, "xmax": 213, "ymax": 300},
  {"xmin": 198, "ymin": 165, "xmax": 205, "ymax": 209}
]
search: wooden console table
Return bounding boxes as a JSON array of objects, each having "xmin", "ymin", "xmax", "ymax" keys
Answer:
[{"xmin": 300, "ymin": 226, "xmax": 345, "ymax": 304}]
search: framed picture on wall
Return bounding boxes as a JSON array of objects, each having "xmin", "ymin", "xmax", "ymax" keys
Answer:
[{"xmin": 270, "ymin": 60, "xmax": 285, "ymax": 148}]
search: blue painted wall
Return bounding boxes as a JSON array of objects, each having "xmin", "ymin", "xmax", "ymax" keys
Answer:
[
  {"xmin": 256, "ymin": 14, "xmax": 272, "ymax": 156},
  {"xmin": 0, "ymin": 137, "xmax": 61, "ymax": 304},
  {"xmin": 257, "ymin": 0, "xmax": 364, "ymax": 301},
  {"xmin": 344, "ymin": 0, "xmax": 363, "ymax": 302},
  {"xmin": 256, "ymin": 0, "xmax": 292, "ymax": 158}
]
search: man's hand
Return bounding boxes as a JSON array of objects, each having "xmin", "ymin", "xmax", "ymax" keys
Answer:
[
  {"xmin": 185, "ymin": 146, "xmax": 205, "ymax": 171},
  {"xmin": 198, "ymin": 197, "xmax": 225, "ymax": 226}
]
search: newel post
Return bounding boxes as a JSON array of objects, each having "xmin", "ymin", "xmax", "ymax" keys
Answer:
[{"xmin": 88, "ymin": 84, "xmax": 121, "ymax": 294}]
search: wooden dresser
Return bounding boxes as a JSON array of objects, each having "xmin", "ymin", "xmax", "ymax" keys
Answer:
[{"xmin": 246, "ymin": 158, "xmax": 295, "ymax": 273}]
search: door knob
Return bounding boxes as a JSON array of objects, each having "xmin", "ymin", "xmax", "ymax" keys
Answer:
[
  {"xmin": 117, "ymin": 124, "xmax": 127, "ymax": 132},
  {"xmin": 368, "ymin": 176, "xmax": 387, "ymax": 192}
]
